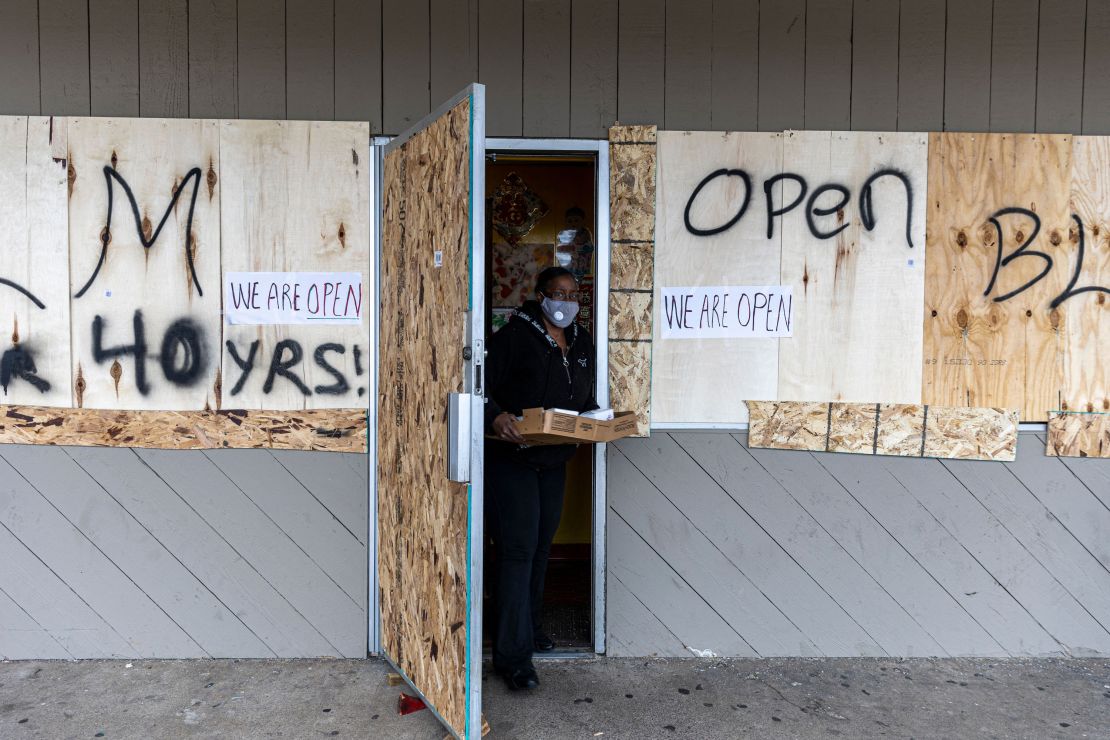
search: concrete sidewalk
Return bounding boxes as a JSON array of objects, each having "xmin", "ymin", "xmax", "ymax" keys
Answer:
[{"xmin": 2, "ymin": 656, "xmax": 1107, "ymax": 739}]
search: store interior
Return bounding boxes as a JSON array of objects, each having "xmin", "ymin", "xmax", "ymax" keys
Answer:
[{"xmin": 483, "ymin": 150, "xmax": 599, "ymax": 651}]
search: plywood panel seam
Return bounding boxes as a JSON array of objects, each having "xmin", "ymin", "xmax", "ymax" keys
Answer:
[{"xmin": 266, "ymin": 450, "xmax": 367, "ymax": 546}]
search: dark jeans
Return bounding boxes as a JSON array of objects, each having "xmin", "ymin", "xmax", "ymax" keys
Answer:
[{"xmin": 485, "ymin": 455, "xmax": 566, "ymax": 672}]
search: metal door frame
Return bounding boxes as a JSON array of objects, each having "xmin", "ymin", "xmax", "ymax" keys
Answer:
[
  {"xmin": 368, "ymin": 84, "xmax": 486, "ymax": 740},
  {"xmin": 484, "ymin": 136, "xmax": 610, "ymax": 655}
]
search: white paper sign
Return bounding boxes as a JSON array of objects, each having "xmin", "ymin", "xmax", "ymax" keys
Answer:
[
  {"xmin": 660, "ymin": 285, "xmax": 793, "ymax": 338},
  {"xmin": 224, "ymin": 272, "xmax": 364, "ymax": 325}
]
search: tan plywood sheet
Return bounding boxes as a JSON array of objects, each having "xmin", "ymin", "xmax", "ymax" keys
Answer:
[
  {"xmin": 610, "ymin": 241, "xmax": 654, "ymax": 290},
  {"xmin": 746, "ymin": 400, "xmax": 829, "ymax": 451},
  {"xmin": 827, "ymin": 403, "xmax": 879, "ymax": 454},
  {"xmin": 0, "ymin": 116, "xmax": 72, "ymax": 407},
  {"xmin": 220, "ymin": 120, "xmax": 371, "ymax": 410},
  {"xmin": 609, "ymin": 340, "xmax": 651, "ymax": 436},
  {"xmin": 875, "ymin": 404, "xmax": 927, "ymax": 457},
  {"xmin": 923, "ymin": 132, "xmax": 1074, "ymax": 422},
  {"xmin": 1063, "ymin": 136, "xmax": 1110, "ymax": 415},
  {"xmin": 653, "ymin": 131, "xmax": 783, "ymax": 425},
  {"xmin": 609, "ymin": 291, "xmax": 652, "ymax": 341},
  {"xmin": 1046, "ymin": 412, "xmax": 1110, "ymax": 458},
  {"xmin": 0, "ymin": 405, "xmax": 366, "ymax": 451},
  {"xmin": 610, "ymin": 142, "xmax": 656, "ymax": 243},
  {"xmin": 922, "ymin": 406, "xmax": 1020, "ymax": 461},
  {"xmin": 67, "ymin": 117, "xmax": 222, "ymax": 410},
  {"xmin": 778, "ymin": 131, "xmax": 927, "ymax": 405},
  {"xmin": 377, "ymin": 98, "xmax": 471, "ymax": 736},
  {"xmin": 609, "ymin": 124, "xmax": 657, "ymax": 144}
]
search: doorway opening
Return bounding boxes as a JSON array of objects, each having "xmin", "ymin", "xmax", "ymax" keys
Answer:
[{"xmin": 482, "ymin": 140, "xmax": 609, "ymax": 656}]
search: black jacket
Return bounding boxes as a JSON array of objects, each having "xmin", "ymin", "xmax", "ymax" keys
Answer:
[{"xmin": 484, "ymin": 300, "xmax": 599, "ymax": 468}]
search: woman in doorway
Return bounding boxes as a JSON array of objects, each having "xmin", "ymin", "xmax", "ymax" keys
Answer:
[{"xmin": 485, "ymin": 266, "xmax": 597, "ymax": 691}]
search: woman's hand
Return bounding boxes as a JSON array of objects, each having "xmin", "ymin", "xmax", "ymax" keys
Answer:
[{"xmin": 492, "ymin": 412, "xmax": 526, "ymax": 444}]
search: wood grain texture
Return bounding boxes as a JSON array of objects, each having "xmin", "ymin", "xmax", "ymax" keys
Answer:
[
  {"xmin": 609, "ymin": 292, "xmax": 652, "ymax": 341},
  {"xmin": 1047, "ymin": 412, "xmax": 1110, "ymax": 458},
  {"xmin": 0, "ymin": 405, "xmax": 367, "ymax": 451},
  {"xmin": 827, "ymin": 402, "xmax": 878, "ymax": 454},
  {"xmin": 746, "ymin": 400, "xmax": 829, "ymax": 451},
  {"xmin": 378, "ymin": 98, "xmax": 471, "ymax": 737},
  {"xmin": 219, "ymin": 120, "xmax": 371, "ymax": 410},
  {"xmin": 922, "ymin": 406, "xmax": 1019, "ymax": 461},
  {"xmin": 652, "ymin": 130, "xmax": 782, "ymax": 425},
  {"xmin": 609, "ymin": 340, "xmax": 650, "ymax": 436},
  {"xmin": 610, "ymin": 242, "xmax": 654, "ymax": 291},
  {"xmin": 778, "ymin": 130, "xmax": 927, "ymax": 405},
  {"xmin": 875, "ymin": 403, "xmax": 926, "ymax": 456},
  {"xmin": 67, "ymin": 117, "xmax": 222, "ymax": 410},
  {"xmin": 0, "ymin": 117, "xmax": 71, "ymax": 407},
  {"xmin": 922, "ymin": 132, "xmax": 1074, "ymax": 422},
  {"xmin": 609, "ymin": 125, "xmax": 657, "ymax": 144},
  {"xmin": 609, "ymin": 147, "xmax": 656, "ymax": 241}
]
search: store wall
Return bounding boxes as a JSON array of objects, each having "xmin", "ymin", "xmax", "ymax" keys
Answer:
[{"xmin": 1, "ymin": 0, "xmax": 1109, "ymax": 659}]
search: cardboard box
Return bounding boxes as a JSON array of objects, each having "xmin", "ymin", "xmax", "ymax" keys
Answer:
[{"xmin": 513, "ymin": 407, "xmax": 639, "ymax": 445}]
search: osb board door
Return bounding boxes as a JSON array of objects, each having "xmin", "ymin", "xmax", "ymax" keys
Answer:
[
  {"xmin": 652, "ymin": 130, "xmax": 783, "ymax": 424},
  {"xmin": 68, "ymin": 118, "xmax": 222, "ymax": 410},
  {"xmin": 220, "ymin": 120, "xmax": 371, "ymax": 410},
  {"xmin": 378, "ymin": 86, "xmax": 485, "ymax": 740},
  {"xmin": 0, "ymin": 116, "xmax": 71, "ymax": 407}
]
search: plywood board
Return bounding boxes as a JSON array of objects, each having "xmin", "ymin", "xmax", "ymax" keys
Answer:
[
  {"xmin": 922, "ymin": 406, "xmax": 1019, "ymax": 461},
  {"xmin": 652, "ymin": 130, "xmax": 782, "ymax": 425},
  {"xmin": 610, "ymin": 146, "xmax": 656, "ymax": 242},
  {"xmin": 778, "ymin": 130, "xmax": 927, "ymax": 405},
  {"xmin": 1046, "ymin": 412, "xmax": 1110, "ymax": 458},
  {"xmin": 746, "ymin": 400, "xmax": 829, "ymax": 451},
  {"xmin": 220, "ymin": 120, "xmax": 371, "ymax": 411},
  {"xmin": 609, "ymin": 340, "xmax": 650, "ymax": 436},
  {"xmin": 68, "ymin": 117, "xmax": 221, "ymax": 410},
  {"xmin": 610, "ymin": 241, "xmax": 653, "ymax": 291},
  {"xmin": 0, "ymin": 405, "xmax": 366, "ymax": 451},
  {"xmin": 748, "ymin": 400, "xmax": 1018, "ymax": 461},
  {"xmin": 378, "ymin": 97, "xmax": 471, "ymax": 736},
  {"xmin": 0, "ymin": 116, "xmax": 72, "ymax": 407},
  {"xmin": 922, "ymin": 132, "xmax": 1075, "ymax": 422},
  {"xmin": 827, "ymin": 402, "xmax": 878, "ymax": 454},
  {"xmin": 1063, "ymin": 136, "xmax": 1110, "ymax": 415},
  {"xmin": 609, "ymin": 292, "xmax": 652, "ymax": 341}
]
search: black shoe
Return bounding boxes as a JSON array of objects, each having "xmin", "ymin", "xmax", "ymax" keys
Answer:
[
  {"xmin": 500, "ymin": 666, "xmax": 540, "ymax": 691},
  {"xmin": 534, "ymin": 633, "xmax": 555, "ymax": 652}
]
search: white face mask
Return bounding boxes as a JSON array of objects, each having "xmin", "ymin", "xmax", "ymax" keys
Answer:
[{"xmin": 541, "ymin": 295, "xmax": 579, "ymax": 328}]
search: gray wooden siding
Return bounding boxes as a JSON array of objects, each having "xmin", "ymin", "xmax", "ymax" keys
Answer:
[
  {"xmin": 3, "ymin": 1, "xmax": 1109, "ymax": 135},
  {"xmin": 0, "ymin": 447, "xmax": 367, "ymax": 659},
  {"xmin": 608, "ymin": 433, "xmax": 1110, "ymax": 658}
]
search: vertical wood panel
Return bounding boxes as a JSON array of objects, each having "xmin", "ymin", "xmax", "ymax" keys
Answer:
[
  {"xmin": 804, "ymin": 0, "xmax": 852, "ymax": 130},
  {"xmin": 89, "ymin": 0, "xmax": 140, "ymax": 116},
  {"xmin": 758, "ymin": 0, "xmax": 806, "ymax": 131},
  {"xmin": 1082, "ymin": 1, "xmax": 1110, "ymax": 133},
  {"xmin": 287, "ymin": 0, "xmax": 335, "ymax": 120},
  {"xmin": 430, "ymin": 0, "xmax": 478, "ymax": 107},
  {"xmin": 38, "ymin": 0, "xmax": 91, "ymax": 115},
  {"xmin": 944, "ymin": 0, "xmax": 992, "ymax": 131},
  {"xmin": 570, "ymin": 0, "xmax": 617, "ymax": 137},
  {"xmin": 710, "ymin": 0, "xmax": 758, "ymax": 130},
  {"xmin": 1036, "ymin": 0, "xmax": 1087, "ymax": 133},
  {"xmin": 335, "ymin": 0, "xmax": 382, "ymax": 128},
  {"xmin": 383, "ymin": 0, "xmax": 430, "ymax": 132},
  {"xmin": 851, "ymin": 0, "xmax": 899, "ymax": 131},
  {"xmin": 989, "ymin": 0, "xmax": 1038, "ymax": 133},
  {"xmin": 139, "ymin": 0, "xmax": 189, "ymax": 117},
  {"xmin": 0, "ymin": 0, "xmax": 40, "ymax": 114},
  {"xmin": 663, "ymin": 0, "xmax": 712, "ymax": 130},
  {"xmin": 616, "ymin": 0, "xmax": 665, "ymax": 125},
  {"xmin": 523, "ymin": 0, "xmax": 571, "ymax": 136},
  {"xmin": 897, "ymin": 0, "xmax": 946, "ymax": 131},
  {"xmin": 189, "ymin": 0, "xmax": 239, "ymax": 118},
  {"xmin": 479, "ymin": 0, "xmax": 523, "ymax": 135},
  {"xmin": 237, "ymin": 0, "xmax": 286, "ymax": 119}
]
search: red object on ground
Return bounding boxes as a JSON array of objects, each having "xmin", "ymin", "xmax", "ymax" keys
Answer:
[{"xmin": 397, "ymin": 692, "xmax": 427, "ymax": 715}]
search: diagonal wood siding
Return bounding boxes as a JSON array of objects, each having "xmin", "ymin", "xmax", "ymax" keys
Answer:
[
  {"xmin": 609, "ymin": 433, "xmax": 1110, "ymax": 657},
  {"xmin": 0, "ymin": 447, "xmax": 367, "ymax": 659}
]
